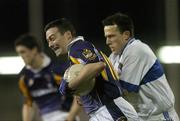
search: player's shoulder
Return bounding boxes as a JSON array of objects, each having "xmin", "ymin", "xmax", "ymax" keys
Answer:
[
  {"xmin": 69, "ymin": 39, "xmax": 96, "ymax": 59},
  {"xmin": 43, "ymin": 60, "xmax": 55, "ymax": 71},
  {"xmin": 125, "ymin": 39, "xmax": 154, "ymax": 57},
  {"xmin": 19, "ymin": 66, "xmax": 35, "ymax": 81},
  {"xmin": 70, "ymin": 39, "xmax": 94, "ymax": 51},
  {"xmin": 18, "ymin": 68, "xmax": 26, "ymax": 85},
  {"xmin": 19, "ymin": 66, "xmax": 28, "ymax": 76}
]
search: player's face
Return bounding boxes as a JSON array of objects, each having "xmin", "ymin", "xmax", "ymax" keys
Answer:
[
  {"xmin": 16, "ymin": 45, "xmax": 37, "ymax": 66},
  {"xmin": 104, "ymin": 25, "xmax": 129, "ymax": 54},
  {"xmin": 46, "ymin": 27, "xmax": 70, "ymax": 56}
]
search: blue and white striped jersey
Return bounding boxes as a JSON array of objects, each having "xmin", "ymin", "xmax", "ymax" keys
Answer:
[{"xmin": 109, "ymin": 38, "xmax": 179, "ymax": 120}]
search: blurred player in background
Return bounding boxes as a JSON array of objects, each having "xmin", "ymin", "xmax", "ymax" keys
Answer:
[
  {"xmin": 15, "ymin": 34, "xmax": 80, "ymax": 121},
  {"xmin": 102, "ymin": 12, "xmax": 179, "ymax": 121},
  {"xmin": 45, "ymin": 18, "xmax": 139, "ymax": 121}
]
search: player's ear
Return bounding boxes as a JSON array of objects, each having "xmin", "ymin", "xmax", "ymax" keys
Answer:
[
  {"xmin": 64, "ymin": 31, "xmax": 72, "ymax": 40},
  {"xmin": 122, "ymin": 31, "xmax": 130, "ymax": 41}
]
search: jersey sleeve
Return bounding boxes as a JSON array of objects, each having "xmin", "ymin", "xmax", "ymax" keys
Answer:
[
  {"xmin": 69, "ymin": 41, "xmax": 100, "ymax": 64},
  {"xmin": 50, "ymin": 62, "xmax": 69, "ymax": 85},
  {"xmin": 18, "ymin": 75, "xmax": 33, "ymax": 106}
]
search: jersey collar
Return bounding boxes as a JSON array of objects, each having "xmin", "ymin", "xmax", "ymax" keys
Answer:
[
  {"xmin": 26, "ymin": 53, "xmax": 51, "ymax": 73},
  {"xmin": 67, "ymin": 36, "xmax": 84, "ymax": 51},
  {"xmin": 118, "ymin": 37, "xmax": 135, "ymax": 57}
]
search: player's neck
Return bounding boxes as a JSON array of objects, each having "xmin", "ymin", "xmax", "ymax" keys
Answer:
[{"xmin": 31, "ymin": 53, "xmax": 43, "ymax": 69}]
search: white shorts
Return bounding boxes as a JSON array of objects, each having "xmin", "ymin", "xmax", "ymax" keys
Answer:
[
  {"xmin": 89, "ymin": 97, "xmax": 139, "ymax": 121},
  {"xmin": 42, "ymin": 110, "xmax": 80, "ymax": 121}
]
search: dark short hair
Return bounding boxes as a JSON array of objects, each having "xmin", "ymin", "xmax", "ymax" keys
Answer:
[
  {"xmin": 102, "ymin": 12, "xmax": 134, "ymax": 36},
  {"xmin": 44, "ymin": 18, "xmax": 76, "ymax": 37},
  {"xmin": 15, "ymin": 34, "xmax": 42, "ymax": 52}
]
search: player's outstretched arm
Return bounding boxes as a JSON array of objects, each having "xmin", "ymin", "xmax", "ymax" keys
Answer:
[{"xmin": 68, "ymin": 62, "xmax": 105, "ymax": 90}]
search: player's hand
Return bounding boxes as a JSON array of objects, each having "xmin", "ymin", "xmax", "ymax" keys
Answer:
[
  {"xmin": 75, "ymin": 96, "xmax": 83, "ymax": 106},
  {"xmin": 59, "ymin": 79, "xmax": 74, "ymax": 96}
]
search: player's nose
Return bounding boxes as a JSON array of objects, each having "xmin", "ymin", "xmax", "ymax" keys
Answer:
[
  {"xmin": 106, "ymin": 38, "xmax": 111, "ymax": 45},
  {"xmin": 48, "ymin": 41, "xmax": 54, "ymax": 49}
]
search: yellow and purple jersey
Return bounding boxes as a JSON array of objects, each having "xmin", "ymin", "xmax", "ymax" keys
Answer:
[{"xmin": 67, "ymin": 36, "xmax": 122, "ymax": 114}]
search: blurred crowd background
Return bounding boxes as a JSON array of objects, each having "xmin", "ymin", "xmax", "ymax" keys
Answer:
[{"xmin": 0, "ymin": 0, "xmax": 179, "ymax": 120}]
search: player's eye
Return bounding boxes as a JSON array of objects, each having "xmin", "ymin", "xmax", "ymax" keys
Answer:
[{"xmin": 49, "ymin": 35, "xmax": 56, "ymax": 42}]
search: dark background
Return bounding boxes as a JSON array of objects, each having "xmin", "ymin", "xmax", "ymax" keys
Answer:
[
  {"xmin": 0, "ymin": 0, "xmax": 167, "ymax": 54},
  {"xmin": 0, "ymin": 0, "xmax": 179, "ymax": 120}
]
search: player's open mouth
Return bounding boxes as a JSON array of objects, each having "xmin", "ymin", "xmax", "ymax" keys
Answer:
[
  {"xmin": 53, "ymin": 46, "xmax": 59, "ymax": 51},
  {"xmin": 55, "ymin": 48, "xmax": 62, "ymax": 56}
]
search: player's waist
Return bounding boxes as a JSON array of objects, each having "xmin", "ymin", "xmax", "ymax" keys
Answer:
[
  {"xmin": 84, "ymin": 96, "xmax": 121, "ymax": 114},
  {"xmin": 89, "ymin": 97, "xmax": 123, "ymax": 117}
]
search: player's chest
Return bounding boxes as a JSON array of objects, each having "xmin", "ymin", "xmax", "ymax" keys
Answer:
[
  {"xmin": 111, "ymin": 55, "xmax": 123, "ymax": 75},
  {"xmin": 25, "ymin": 72, "xmax": 55, "ymax": 90}
]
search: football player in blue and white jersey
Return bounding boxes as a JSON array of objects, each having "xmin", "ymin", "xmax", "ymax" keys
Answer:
[
  {"xmin": 102, "ymin": 12, "xmax": 179, "ymax": 121},
  {"xmin": 15, "ymin": 34, "xmax": 80, "ymax": 121},
  {"xmin": 45, "ymin": 18, "xmax": 139, "ymax": 121}
]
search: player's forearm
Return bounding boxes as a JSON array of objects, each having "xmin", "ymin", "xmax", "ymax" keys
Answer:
[
  {"xmin": 22, "ymin": 104, "xmax": 34, "ymax": 121},
  {"xmin": 69, "ymin": 62, "xmax": 105, "ymax": 89}
]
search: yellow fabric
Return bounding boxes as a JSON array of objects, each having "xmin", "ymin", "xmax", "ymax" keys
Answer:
[
  {"xmin": 69, "ymin": 56, "xmax": 80, "ymax": 64},
  {"xmin": 18, "ymin": 76, "xmax": 33, "ymax": 106},
  {"xmin": 101, "ymin": 69, "xmax": 108, "ymax": 81},
  {"xmin": 54, "ymin": 74, "xmax": 62, "ymax": 85},
  {"xmin": 100, "ymin": 51, "xmax": 119, "ymax": 80}
]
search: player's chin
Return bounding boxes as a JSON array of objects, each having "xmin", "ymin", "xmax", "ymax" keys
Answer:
[
  {"xmin": 112, "ymin": 51, "xmax": 118, "ymax": 55},
  {"xmin": 55, "ymin": 51, "xmax": 68, "ymax": 56},
  {"xmin": 55, "ymin": 49, "xmax": 62, "ymax": 56},
  {"xmin": 110, "ymin": 48, "xmax": 115, "ymax": 53},
  {"xmin": 55, "ymin": 52, "xmax": 61, "ymax": 56},
  {"xmin": 110, "ymin": 48, "xmax": 115, "ymax": 52}
]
